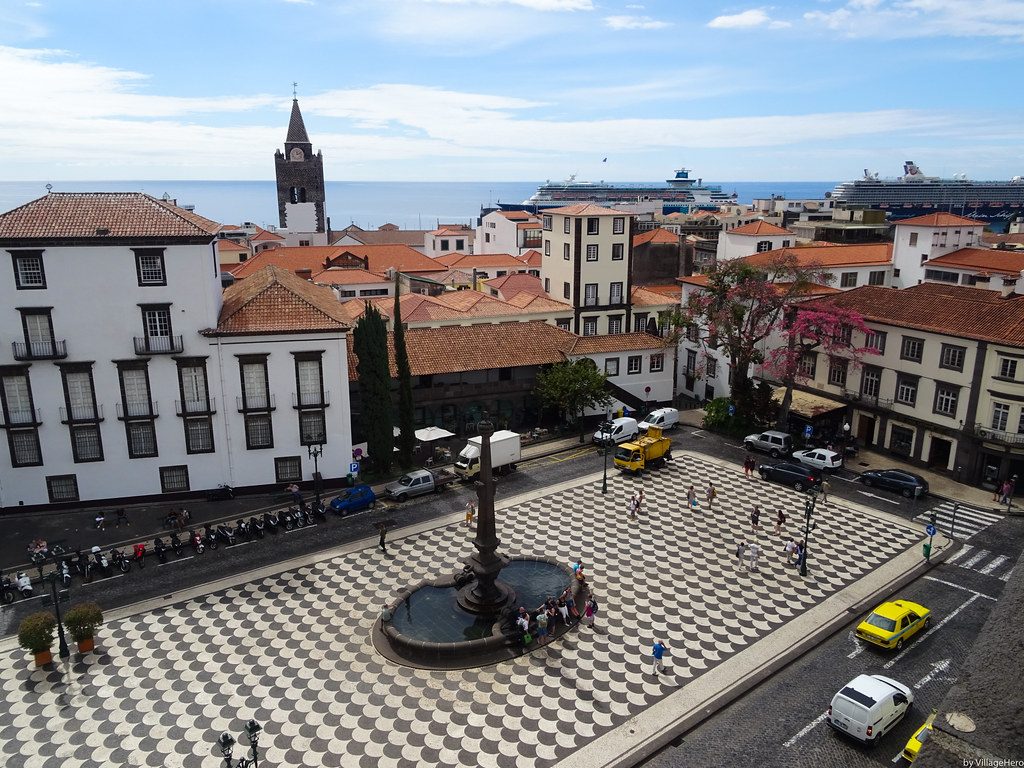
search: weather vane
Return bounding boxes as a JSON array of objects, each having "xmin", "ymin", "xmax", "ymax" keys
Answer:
[{"xmin": 293, "ymin": 81, "xmax": 298, "ymax": 99}]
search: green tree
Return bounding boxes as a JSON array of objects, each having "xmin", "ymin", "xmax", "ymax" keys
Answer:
[
  {"xmin": 535, "ymin": 359, "xmax": 613, "ymax": 443},
  {"xmin": 353, "ymin": 303, "xmax": 394, "ymax": 475},
  {"xmin": 393, "ymin": 275, "xmax": 416, "ymax": 468}
]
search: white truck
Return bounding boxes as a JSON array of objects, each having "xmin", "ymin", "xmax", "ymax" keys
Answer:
[{"xmin": 453, "ymin": 430, "xmax": 522, "ymax": 480}]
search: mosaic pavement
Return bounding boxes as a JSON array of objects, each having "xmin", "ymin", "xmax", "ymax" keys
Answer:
[{"xmin": 0, "ymin": 455, "xmax": 921, "ymax": 768}]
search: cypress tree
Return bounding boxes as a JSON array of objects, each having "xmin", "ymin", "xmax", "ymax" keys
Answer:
[
  {"xmin": 353, "ymin": 303, "xmax": 393, "ymax": 475},
  {"xmin": 393, "ymin": 275, "xmax": 416, "ymax": 467}
]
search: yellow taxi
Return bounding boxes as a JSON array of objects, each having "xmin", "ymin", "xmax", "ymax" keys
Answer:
[
  {"xmin": 855, "ymin": 600, "xmax": 931, "ymax": 651},
  {"xmin": 902, "ymin": 716, "xmax": 935, "ymax": 762}
]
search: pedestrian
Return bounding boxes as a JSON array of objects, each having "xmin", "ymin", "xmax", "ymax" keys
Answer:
[
  {"xmin": 774, "ymin": 509, "xmax": 786, "ymax": 536},
  {"xmin": 563, "ymin": 588, "xmax": 580, "ymax": 619},
  {"xmin": 748, "ymin": 541, "xmax": 761, "ymax": 571},
  {"xmin": 636, "ymin": 488, "xmax": 646, "ymax": 516},
  {"xmin": 735, "ymin": 539, "xmax": 747, "ymax": 565},
  {"xmin": 557, "ymin": 598, "xmax": 571, "ymax": 626},
  {"xmin": 94, "ymin": 511, "xmax": 105, "ymax": 531},
  {"xmin": 465, "ymin": 501, "xmax": 476, "ymax": 527},
  {"xmin": 744, "ymin": 455, "xmax": 755, "ymax": 477},
  {"xmin": 795, "ymin": 539, "xmax": 806, "ymax": 569},
  {"xmin": 784, "ymin": 538, "xmax": 798, "ymax": 564},
  {"xmin": 705, "ymin": 482, "xmax": 717, "ymax": 511},
  {"xmin": 571, "ymin": 558, "xmax": 584, "ymax": 577},
  {"xmin": 535, "ymin": 609, "xmax": 550, "ymax": 644},
  {"xmin": 287, "ymin": 483, "xmax": 303, "ymax": 507},
  {"xmin": 750, "ymin": 505, "xmax": 761, "ymax": 532},
  {"xmin": 651, "ymin": 639, "xmax": 668, "ymax": 675},
  {"xmin": 629, "ymin": 493, "xmax": 639, "ymax": 520},
  {"xmin": 574, "ymin": 564, "xmax": 587, "ymax": 585},
  {"xmin": 686, "ymin": 486, "xmax": 698, "ymax": 510},
  {"xmin": 516, "ymin": 608, "xmax": 530, "ymax": 634},
  {"xmin": 378, "ymin": 524, "xmax": 388, "ymax": 553},
  {"xmin": 583, "ymin": 596, "xmax": 596, "ymax": 628},
  {"xmin": 819, "ymin": 478, "xmax": 831, "ymax": 504}
]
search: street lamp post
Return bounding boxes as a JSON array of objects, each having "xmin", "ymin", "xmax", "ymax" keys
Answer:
[
  {"xmin": 217, "ymin": 720, "xmax": 262, "ymax": 768},
  {"xmin": 307, "ymin": 443, "xmax": 324, "ymax": 507},
  {"xmin": 799, "ymin": 490, "xmax": 817, "ymax": 577},
  {"xmin": 600, "ymin": 418, "xmax": 612, "ymax": 494},
  {"xmin": 35, "ymin": 545, "xmax": 70, "ymax": 659}
]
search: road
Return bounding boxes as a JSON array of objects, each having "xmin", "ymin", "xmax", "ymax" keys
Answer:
[{"xmin": 639, "ymin": 513, "xmax": 1023, "ymax": 768}]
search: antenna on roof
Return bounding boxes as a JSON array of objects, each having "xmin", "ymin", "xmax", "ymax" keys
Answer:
[
  {"xmin": 45, "ymin": 184, "xmax": 52, "ymax": 194},
  {"xmin": 162, "ymin": 192, "xmax": 171, "ymax": 201},
  {"xmin": 293, "ymin": 81, "xmax": 298, "ymax": 99}
]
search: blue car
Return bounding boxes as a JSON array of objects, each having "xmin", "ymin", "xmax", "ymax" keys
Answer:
[{"xmin": 329, "ymin": 484, "xmax": 377, "ymax": 515}]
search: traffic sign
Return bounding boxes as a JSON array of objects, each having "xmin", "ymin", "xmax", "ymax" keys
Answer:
[
  {"xmin": 925, "ymin": 523, "xmax": 937, "ymax": 537},
  {"xmin": 804, "ymin": 425, "xmax": 813, "ymax": 438},
  {"xmin": 349, "ymin": 462, "xmax": 360, "ymax": 474}
]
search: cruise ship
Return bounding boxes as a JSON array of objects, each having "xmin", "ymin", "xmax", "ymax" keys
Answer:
[
  {"xmin": 517, "ymin": 168, "xmax": 738, "ymax": 214},
  {"xmin": 830, "ymin": 162, "xmax": 1024, "ymax": 227}
]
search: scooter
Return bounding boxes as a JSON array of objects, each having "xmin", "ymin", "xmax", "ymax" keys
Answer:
[
  {"xmin": 110, "ymin": 547, "xmax": 131, "ymax": 574},
  {"xmin": 206, "ymin": 483, "xmax": 235, "ymax": 501},
  {"xmin": 311, "ymin": 501, "xmax": 327, "ymax": 522},
  {"xmin": 203, "ymin": 525, "xmax": 219, "ymax": 551},
  {"xmin": 251, "ymin": 516, "xmax": 265, "ymax": 539},
  {"xmin": 189, "ymin": 529, "xmax": 205, "ymax": 554},
  {"xmin": 57, "ymin": 558, "xmax": 72, "ymax": 588},
  {"xmin": 75, "ymin": 550, "xmax": 93, "ymax": 582},
  {"xmin": 1, "ymin": 573, "xmax": 17, "ymax": 603},
  {"xmin": 16, "ymin": 572, "xmax": 33, "ymax": 598},
  {"xmin": 235, "ymin": 518, "xmax": 251, "ymax": 541},
  {"xmin": 91, "ymin": 546, "xmax": 112, "ymax": 578},
  {"xmin": 168, "ymin": 531, "xmax": 184, "ymax": 556},
  {"xmin": 302, "ymin": 505, "xmax": 316, "ymax": 527},
  {"xmin": 279, "ymin": 508, "xmax": 296, "ymax": 531},
  {"xmin": 132, "ymin": 542, "xmax": 147, "ymax": 568},
  {"xmin": 154, "ymin": 537, "xmax": 168, "ymax": 564},
  {"xmin": 216, "ymin": 524, "xmax": 236, "ymax": 547},
  {"xmin": 263, "ymin": 511, "xmax": 279, "ymax": 534}
]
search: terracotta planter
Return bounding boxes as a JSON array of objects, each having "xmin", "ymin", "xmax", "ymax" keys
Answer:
[
  {"xmin": 77, "ymin": 637, "xmax": 94, "ymax": 653},
  {"xmin": 33, "ymin": 650, "xmax": 52, "ymax": 667}
]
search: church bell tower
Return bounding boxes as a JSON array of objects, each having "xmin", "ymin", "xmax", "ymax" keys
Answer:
[{"xmin": 274, "ymin": 96, "xmax": 328, "ymax": 243}]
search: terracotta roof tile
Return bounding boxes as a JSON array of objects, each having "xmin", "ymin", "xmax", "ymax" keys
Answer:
[
  {"xmin": 484, "ymin": 273, "xmax": 545, "ymax": 300},
  {"xmin": 516, "ymin": 222, "xmax": 542, "ymax": 230},
  {"xmin": 729, "ymin": 220, "xmax": 793, "ymax": 236},
  {"xmin": 741, "ymin": 243, "xmax": 892, "ymax": 268},
  {"xmin": 520, "ymin": 249, "xmax": 542, "ymax": 267},
  {"xmin": 311, "ymin": 268, "xmax": 390, "ymax": 285},
  {"xmin": 249, "ymin": 226, "xmax": 285, "ymax": 242},
  {"xmin": 207, "ymin": 265, "xmax": 351, "ymax": 336},
  {"xmin": 230, "ymin": 244, "xmax": 444, "ymax": 279},
  {"xmin": 568, "ymin": 332, "xmax": 670, "ymax": 355},
  {"xmin": 337, "ymin": 244, "xmax": 444, "ymax": 274},
  {"xmin": 801, "ymin": 283, "xmax": 1024, "ymax": 345},
  {"xmin": 436, "ymin": 252, "xmax": 528, "ymax": 269},
  {"xmin": 896, "ymin": 212, "xmax": 981, "ymax": 227},
  {"xmin": 340, "ymin": 288, "xmax": 568, "ymax": 325},
  {"xmin": 216, "ymin": 239, "xmax": 248, "ymax": 252},
  {"xmin": 982, "ymin": 233, "xmax": 1024, "ymax": 246},
  {"xmin": 497, "ymin": 211, "xmax": 538, "ymax": 221},
  {"xmin": 641, "ymin": 284, "xmax": 684, "ymax": 300},
  {"xmin": 544, "ymin": 203, "xmax": 628, "ymax": 216},
  {"xmin": 633, "ymin": 228, "xmax": 679, "ymax": 246},
  {"xmin": 0, "ymin": 192, "xmax": 220, "ymax": 241},
  {"xmin": 333, "ymin": 225, "xmax": 430, "ymax": 247},
  {"xmin": 631, "ymin": 285, "xmax": 678, "ymax": 308},
  {"xmin": 926, "ymin": 247, "xmax": 1024, "ymax": 276}
]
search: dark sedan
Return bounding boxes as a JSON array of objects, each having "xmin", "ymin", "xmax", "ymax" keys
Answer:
[
  {"xmin": 859, "ymin": 469, "xmax": 929, "ymax": 498},
  {"xmin": 758, "ymin": 462, "xmax": 822, "ymax": 492}
]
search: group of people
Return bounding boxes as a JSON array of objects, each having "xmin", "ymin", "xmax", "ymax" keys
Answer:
[
  {"xmin": 514, "ymin": 586, "xmax": 597, "ymax": 646},
  {"xmin": 684, "ymin": 482, "xmax": 718, "ymax": 511},
  {"xmin": 628, "ymin": 490, "xmax": 646, "ymax": 519},
  {"xmin": 993, "ymin": 475, "xmax": 1017, "ymax": 506},
  {"xmin": 735, "ymin": 503, "xmax": 802, "ymax": 571}
]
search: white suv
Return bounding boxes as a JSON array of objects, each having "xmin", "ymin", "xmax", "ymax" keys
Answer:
[{"xmin": 743, "ymin": 430, "xmax": 793, "ymax": 458}]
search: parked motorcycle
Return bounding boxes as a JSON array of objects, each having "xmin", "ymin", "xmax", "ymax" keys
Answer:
[
  {"xmin": 133, "ymin": 542, "xmax": 147, "ymax": 568},
  {"xmin": 91, "ymin": 546, "xmax": 112, "ymax": 578},
  {"xmin": 75, "ymin": 550, "xmax": 94, "ymax": 582},
  {"xmin": 57, "ymin": 558, "xmax": 72, "ymax": 588},
  {"xmin": 16, "ymin": 572, "xmax": 33, "ymax": 598},
  {"xmin": 168, "ymin": 531, "xmax": 184, "ymax": 556},
  {"xmin": 302, "ymin": 505, "xmax": 316, "ymax": 527},
  {"xmin": 110, "ymin": 547, "xmax": 131, "ymax": 574},
  {"xmin": 206, "ymin": 483, "xmax": 235, "ymax": 501},
  {"xmin": 154, "ymin": 537, "xmax": 168, "ymax": 564},
  {"xmin": 189, "ymin": 529, "xmax": 205, "ymax": 554},
  {"xmin": 203, "ymin": 525, "xmax": 219, "ymax": 551},
  {"xmin": 251, "ymin": 516, "xmax": 265, "ymax": 539},
  {"xmin": 279, "ymin": 508, "xmax": 296, "ymax": 531},
  {"xmin": 1, "ymin": 573, "xmax": 17, "ymax": 604},
  {"xmin": 263, "ymin": 511, "xmax": 279, "ymax": 534},
  {"xmin": 311, "ymin": 501, "xmax": 327, "ymax": 521},
  {"xmin": 216, "ymin": 524, "xmax": 236, "ymax": 547},
  {"xmin": 235, "ymin": 518, "xmax": 251, "ymax": 541}
]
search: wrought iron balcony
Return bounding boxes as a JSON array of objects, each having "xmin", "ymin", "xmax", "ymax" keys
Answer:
[
  {"xmin": 292, "ymin": 391, "xmax": 330, "ymax": 409},
  {"xmin": 133, "ymin": 335, "xmax": 183, "ymax": 355},
  {"xmin": 175, "ymin": 398, "xmax": 217, "ymax": 416},
  {"xmin": 970, "ymin": 423, "xmax": 1024, "ymax": 447},
  {"xmin": 839, "ymin": 389, "xmax": 894, "ymax": 409},
  {"xmin": 0, "ymin": 407, "xmax": 42, "ymax": 428},
  {"xmin": 12, "ymin": 340, "xmax": 67, "ymax": 361},
  {"xmin": 116, "ymin": 401, "xmax": 159, "ymax": 420},
  {"xmin": 59, "ymin": 404, "xmax": 104, "ymax": 424},
  {"xmin": 236, "ymin": 394, "xmax": 276, "ymax": 412}
]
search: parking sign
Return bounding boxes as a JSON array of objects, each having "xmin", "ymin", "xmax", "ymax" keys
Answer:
[
  {"xmin": 349, "ymin": 462, "xmax": 360, "ymax": 474},
  {"xmin": 804, "ymin": 425, "xmax": 813, "ymax": 438}
]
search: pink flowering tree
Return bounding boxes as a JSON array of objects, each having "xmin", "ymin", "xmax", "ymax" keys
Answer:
[{"xmin": 763, "ymin": 304, "xmax": 879, "ymax": 429}]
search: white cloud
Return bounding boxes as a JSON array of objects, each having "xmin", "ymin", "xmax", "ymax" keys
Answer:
[
  {"xmin": 604, "ymin": 14, "xmax": 671, "ymax": 29},
  {"xmin": 805, "ymin": 0, "xmax": 1024, "ymax": 39},
  {"xmin": 707, "ymin": 8, "xmax": 790, "ymax": 29},
  {"xmin": 282, "ymin": 0, "xmax": 314, "ymax": 5},
  {"xmin": 421, "ymin": 0, "xmax": 594, "ymax": 9}
]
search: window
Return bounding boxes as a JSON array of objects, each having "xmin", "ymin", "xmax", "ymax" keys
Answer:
[
  {"xmin": 126, "ymin": 421, "xmax": 157, "ymax": 458},
  {"xmin": 685, "ymin": 349, "xmax": 697, "ymax": 376},
  {"xmin": 484, "ymin": 233, "xmax": 490, "ymax": 243},
  {"xmin": 542, "ymin": 215, "xmax": 552, "ymax": 231},
  {"xmin": 544, "ymin": 240, "xmax": 550, "ymax": 257},
  {"xmin": 118, "ymin": 365, "xmax": 153, "ymax": 418},
  {"xmin": 901, "ymin": 336, "xmax": 924, "ymax": 363},
  {"xmin": 1018, "ymin": 411, "xmax": 1024, "ymax": 435},
  {"xmin": 999, "ymin": 357, "xmax": 1018, "ymax": 380},
  {"xmin": 1, "ymin": 369, "xmax": 37, "ymax": 427},
  {"xmin": 159, "ymin": 465, "xmax": 190, "ymax": 493},
  {"xmin": 609, "ymin": 282, "xmax": 623, "ymax": 305},
  {"xmin": 612, "ymin": 243, "xmax": 624, "ymax": 261},
  {"xmin": 556, "ymin": 318, "xmax": 571, "ymax": 331},
  {"xmin": 924, "ymin": 269, "xmax": 959, "ymax": 284},
  {"xmin": 861, "ymin": 367, "xmax": 881, "ymax": 398},
  {"xmin": 544, "ymin": 278, "xmax": 550, "ymax": 293},
  {"xmin": 608, "ymin": 316, "xmax": 622, "ymax": 334},
  {"xmin": 895, "ymin": 376, "xmax": 918, "ymax": 406},
  {"xmin": 134, "ymin": 248, "xmax": 167, "ymax": 286},
  {"xmin": 634, "ymin": 313, "xmax": 649, "ymax": 332},
  {"xmin": 8, "ymin": 429, "xmax": 41, "ymax": 467},
  {"xmin": 245, "ymin": 414, "xmax": 274, "ymax": 449},
  {"xmin": 178, "ymin": 360, "xmax": 212, "ymax": 414},
  {"xmin": 498, "ymin": 367, "xmax": 512, "ymax": 382},
  {"xmin": 563, "ymin": 217, "xmax": 571, "ymax": 234},
  {"xmin": 933, "ymin": 385, "xmax": 959, "ymax": 416},
  {"xmin": 140, "ymin": 305, "xmax": 174, "ymax": 352},
  {"xmin": 650, "ymin": 353, "xmax": 664, "ymax": 372},
  {"xmin": 275, "ymin": 456, "xmax": 302, "ymax": 483},
  {"xmin": 940, "ymin": 345, "xmax": 966, "ymax": 372},
  {"xmin": 440, "ymin": 239, "xmax": 449, "ymax": 251},
  {"xmin": 798, "ymin": 353, "xmax": 817, "ymax": 378},
  {"xmin": 46, "ymin": 475, "xmax": 79, "ymax": 503},
  {"xmin": 587, "ymin": 218, "xmax": 599, "ymax": 235},
  {"xmin": 563, "ymin": 282, "xmax": 570, "ymax": 300},
  {"xmin": 299, "ymin": 410, "xmax": 327, "ymax": 445},
  {"xmin": 563, "ymin": 243, "xmax": 569, "ymax": 260},
  {"xmin": 11, "ymin": 251, "xmax": 46, "ymax": 289},
  {"xmin": 686, "ymin": 324, "xmax": 699, "ymax": 343},
  {"xmin": 298, "ymin": 240, "xmax": 311, "ymax": 247},
  {"xmin": 909, "ymin": 232, "xmax": 919, "ymax": 246},
  {"xmin": 706, "ymin": 358, "xmax": 717, "ymax": 378},
  {"xmin": 992, "ymin": 402, "xmax": 1010, "ymax": 431},
  {"xmin": 605, "ymin": 358, "xmax": 619, "ymax": 376},
  {"xmin": 584, "ymin": 283, "xmax": 598, "ymax": 306},
  {"xmin": 837, "ymin": 325, "xmax": 853, "ymax": 346},
  {"xmin": 840, "ymin": 272, "xmax": 858, "ymax": 288},
  {"xmin": 456, "ymin": 239, "xmax": 464, "ymax": 250},
  {"xmin": 70, "ymin": 425, "xmax": 102, "ymax": 462},
  {"xmin": 865, "ymin": 331, "xmax": 887, "ymax": 354},
  {"xmin": 828, "ymin": 359, "xmax": 848, "ymax": 387},
  {"xmin": 582, "ymin": 317, "xmax": 598, "ymax": 336},
  {"xmin": 756, "ymin": 240, "xmax": 772, "ymax": 252},
  {"xmin": 17, "ymin": 309, "xmax": 58, "ymax": 359},
  {"xmin": 869, "ymin": 270, "xmax": 886, "ymax": 286},
  {"xmin": 613, "ymin": 217, "xmax": 625, "ymax": 235},
  {"xmin": 61, "ymin": 365, "xmax": 100, "ymax": 424},
  {"xmin": 184, "ymin": 417, "xmax": 214, "ymax": 453},
  {"xmin": 239, "ymin": 358, "xmax": 271, "ymax": 410},
  {"xmin": 294, "ymin": 355, "xmax": 325, "ymax": 407},
  {"xmin": 586, "ymin": 244, "xmax": 598, "ymax": 261},
  {"xmin": 889, "ymin": 426, "xmax": 913, "ymax": 456},
  {"xmin": 628, "ymin": 355, "xmax": 642, "ymax": 374}
]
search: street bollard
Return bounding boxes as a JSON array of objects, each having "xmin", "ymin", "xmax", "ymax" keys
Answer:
[{"xmin": 923, "ymin": 541, "xmax": 932, "ymax": 561}]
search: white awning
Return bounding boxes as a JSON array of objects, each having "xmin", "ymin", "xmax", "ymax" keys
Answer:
[{"xmin": 415, "ymin": 426, "xmax": 456, "ymax": 442}]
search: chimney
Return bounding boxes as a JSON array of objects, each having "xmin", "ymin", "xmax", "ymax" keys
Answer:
[
  {"xmin": 295, "ymin": 268, "xmax": 313, "ymax": 281},
  {"xmin": 1000, "ymin": 277, "xmax": 1016, "ymax": 299}
]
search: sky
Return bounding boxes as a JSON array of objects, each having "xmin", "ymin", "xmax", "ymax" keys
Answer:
[{"xmin": 1, "ymin": 0, "xmax": 1023, "ymax": 182}]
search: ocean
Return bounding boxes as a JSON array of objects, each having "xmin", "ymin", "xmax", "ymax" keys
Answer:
[{"xmin": 0, "ymin": 180, "xmax": 837, "ymax": 232}]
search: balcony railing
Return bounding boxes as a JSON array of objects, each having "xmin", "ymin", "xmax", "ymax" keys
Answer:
[
  {"xmin": 583, "ymin": 297, "xmax": 599, "ymax": 307},
  {"xmin": 59, "ymin": 404, "xmax": 104, "ymax": 424},
  {"xmin": 116, "ymin": 401, "xmax": 159, "ymax": 420},
  {"xmin": 175, "ymin": 398, "xmax": 217, "ymax": 416},
  {"xmin": 292, "ymin": 391, "xmax": 331, "ymax": 409},
  {"xmin": 839, "ymin": 389, "xmax": 894, "ymax": 409},
  {"xmin": 134, "ymin": 335, "xmax": 184, "ymax": 355},
  {"xmin": 522, "ymin": 238, "xmax": 542, "ymax": 249},
  {"xmin": 971, "ymin": 423, "xmax": 1024, "ymax": 447},
  {"xmin": 12, "ymin": 340, "xmax": 68, "ymax": 361},
  {"xmin": 236, "ymin": 394, "xmax": 276, "ymax": 412},
  {"xmin": 0, "ymin": 408, "xmax": 42, "ymax": 428}
]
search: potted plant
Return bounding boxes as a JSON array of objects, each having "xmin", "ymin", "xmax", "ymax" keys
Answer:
[
  {"xmin": 18, "ymin": 612, "xmax": 56, "ymax": 666},
  {"xmin": 63, "ymin": 602, "xmax": 103, "ymax": 653}
]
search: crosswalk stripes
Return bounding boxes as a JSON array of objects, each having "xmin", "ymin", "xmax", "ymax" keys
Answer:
[
  {"xmin": 979, "ymin": 554, "xmax": 1010, "ymax": 575},
  {"xmin": 940, "ymin": 543, "xmax": 1017, "ymax": 579},
  {"xmin": 913, "ymin": 500, "xmax": 1004, "ymax": 540}
]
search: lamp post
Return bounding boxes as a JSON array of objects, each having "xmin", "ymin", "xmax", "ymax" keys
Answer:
[
  {"xmin": 799, "ymin": 490, "xmax": 817, "ymax": 577},
  {"xmin": 217, "ymin": 720, "xmax": 262, "ymax": 768},
  {"xmin": 644, "ymin": 386, "xmax": 651, "ymax": 416},
  {"xmin": 599, "ymin": 418, "xmax": 613, "ymax": 494},
  {"xmin": 307, "ymin": 443, "xmax": 324, "ymax": 507},
  {"xmin": 34, "ymin": 545, "xmax": 70, "ymax": 659}
]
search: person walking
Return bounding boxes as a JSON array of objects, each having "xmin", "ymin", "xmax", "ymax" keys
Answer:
[
  {"xmin": 583, "ymin": 597, "xmax": 596, "ymax": 628},
  {"xmin": 748, "ymin": 541, "xmax": 761, "ymax": 571},
  {"xmin": 795, "ymin": 539, "xmax": 806, "ymax": 569},
  {"xmin": 750, "ymin": 506, "xmax": 761, "ymax": 533},
  {"xmin": 651, "ymin": 639, "xmax": 668, "ymax": 676},
  {"xmin": 705, "ymin": 482, "xmax": 717, "ymax": 511},
  {"xmin": 535, "ymin": 609, "xmax": 550, "ymax": 644},
  {"xmin": 686, "ymin": 486, "xmax": 697, "ymax": 510},
  {"xmin": 378, "ymin": 524, "xmax": 388, "ymax": 553},
  {"xmin": 465, "ymin": 501, "xmax": 476, "ymax": 527},
  {"xmin": 784, "ymin": 538, "xmax": 798, "ymax": 564},
  {"xmin": 735, "ymin": 539, "xmax": 747, "ymax": 566},
  {"xmin": 287, "ymin": 483, "xmax": 303, "ymax": 507},
  {"xmin": 744, "ymin": 455, "xmax": 755, "ymax": 478},
  {"xmin": 629, "ymin": 492, "xmax": 639, "ymax": 520},
  {"xmin": 819, "ymin": 478, "xmax": 831, "ymax": 504},
  {"xmin": 774, "ymin": 509, "xmax": 786, "ymax": 536},
  {"xmin": 636, "ymin": 488, "xmax": 646, "ymax": 516}
]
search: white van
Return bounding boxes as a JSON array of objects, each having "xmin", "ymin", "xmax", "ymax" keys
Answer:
[
  {"xmin": 593, "ymin": 417, "xmax": 639, "ymax": 446},
  {"xmin": 827, "ymin": 674, "xmax": 914, "ymax": 743},
  {"xmin": 638, "ymin": 407, "xmax": 679, "ymax": 433}
]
